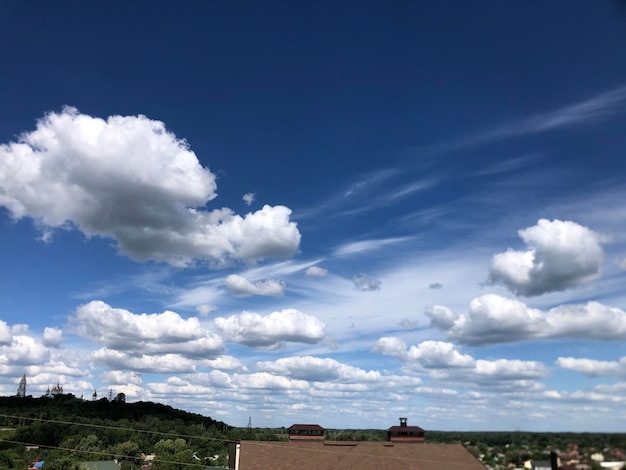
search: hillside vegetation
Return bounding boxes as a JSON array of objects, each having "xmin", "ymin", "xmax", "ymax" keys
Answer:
[{"xmin": 0, "ymin": 394, "xmax": 232, "ymax": 469}]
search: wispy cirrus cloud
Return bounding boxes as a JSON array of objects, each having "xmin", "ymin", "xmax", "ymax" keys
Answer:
[
  {"xmin": 333, "ymin": 236, "xmax": 413, "ymax": 257},
  {"xmin": 424, "ymin": 85, "xmax": 626, "ymax": 155}
]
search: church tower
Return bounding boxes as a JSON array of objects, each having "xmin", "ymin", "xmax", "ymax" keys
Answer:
[{"xmin": 17, "ymin": 374, "xmax": 26, "ymax": 398}]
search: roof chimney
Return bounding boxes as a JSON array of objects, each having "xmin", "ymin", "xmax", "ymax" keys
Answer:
[{"xmin": 399, "ymin": 417, "xmax": 407, "ymax": 427}]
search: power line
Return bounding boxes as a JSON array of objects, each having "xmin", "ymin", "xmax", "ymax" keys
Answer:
[{"xmin": 0, "ymin": 438, "xmax": 223, "ymax": 469}]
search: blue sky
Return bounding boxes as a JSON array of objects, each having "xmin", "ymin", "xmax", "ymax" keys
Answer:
[{"xmin": 1, "ymin": 1, "xmax": 626, "ymax": 432}]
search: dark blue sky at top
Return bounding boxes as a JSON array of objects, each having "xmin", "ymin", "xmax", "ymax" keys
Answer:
[{"xmin": 2, "ymin": 1, "xmax": 625, "ymax": 172}]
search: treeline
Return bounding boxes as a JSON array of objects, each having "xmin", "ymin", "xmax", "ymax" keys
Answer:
[
  {"xmin": 426, "ymin": 430, "xmax": 626, "ymax": 450},
  {"xmin": 0, "ymin": 394, "xmax": 232, "ymax": 470}
]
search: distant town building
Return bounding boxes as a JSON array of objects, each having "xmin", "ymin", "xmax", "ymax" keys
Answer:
[
  {"xmin": 17, "ymin": 374, "xmax": 26, "ymax": 397},
  {"xmin": 45, "ymin": 381, "xmax": 64, "ymax": 398},
  {"xmin": 387, "ymin": 417, "xmax": 425, "ymax": 443},
  {"xmin": 287, "ymin": 424, "xmax": 325, "ymax": 441},
  {"xmin": 51, "ymin": 382, "xmax": 63, "ymax": 396}
]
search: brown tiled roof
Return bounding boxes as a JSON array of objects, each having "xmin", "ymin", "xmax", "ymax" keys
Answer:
[
  {"xmin": 387, "ymin": 424, "xmax": 425, "ymax": 432},
  {"xmin": 237, "ymin": 440, "xmax": 486, "ymax": 470},
  {"xmin": 288, "ymin": 424, "xmax": 325, "ymax": 431}
]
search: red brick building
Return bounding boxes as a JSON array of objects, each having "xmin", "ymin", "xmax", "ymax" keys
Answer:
[
  {"xmin": 386, "ymin": 417, "xmax": 425, "ymax": 443},
  {"xmin": 287, "ymin": 423, "xmax": 325, "ymax": 441}
]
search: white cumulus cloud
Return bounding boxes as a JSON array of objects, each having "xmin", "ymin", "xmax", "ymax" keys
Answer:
[
  {"xmin": 489, "ymin": 219, "xmax": 605, "ymax": 296},
  {"xmin": 101, "ymin": 370, "xmax": 143, "ymax": 386},
  {"xmin": 91, "ymin": 349, "xmax": 198, "ymax": 373},
  {"xmin": 373, "ymin": 338, "xmax": 475, "ymax": 368},
  {"xmin": 0, "ymin": 335, "xmax": 51, "ymax": 366},
  {"xmin": 70, "ymin": 301, "xmax": 224, "ymax": 357},
  {"xmin": 305, "ymin": 266, "xmax": 328, "ymax": 277},
  {"xmin": 196, "ymin": 304, "xmax": 218, "ymax": 317},
  {"xmin": 242, "ymin": 192, "xmax": 255, "ymax": 206},
  {"xmin": 203, "ymin": 355, "xmax": 248, "ymax": 372},
  {"xmin": 224, "ymin": 274, "xmax": 285, "ymax": 297},
  {"xmin": 556, "ymin": 356, "xmax": 626, "ymax": 378},
  {"xmin": 256, "ymin": 356, "xmax": 381, "ymax": 383},
  {"xmin": 214, "ymin": 309, "xmax": 326, "ymax": 349},
  {"xmin": 0, "ymin": 321, "xmax": 13, "ymax": 345},
  {"xmin": 42, "ymin": 327, "xmax": 63, "ymax": 348},
  {"xmin": 0, "ymin": 108, "xmax": 301, "ymax": 266},
  {"xmin": 429, "ymin": 294, "xmax": 626, "ymax": 345}
]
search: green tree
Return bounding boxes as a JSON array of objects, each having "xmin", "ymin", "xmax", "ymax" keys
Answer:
[
  {"xmin": 152, "ymin": 438, "xmax": 196, "ymax": 470},
  {"xmin": 109, "ymin": 439, "xmax": 141, "ymax": 467}
]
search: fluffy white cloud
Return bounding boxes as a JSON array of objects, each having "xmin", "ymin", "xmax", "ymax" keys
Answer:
[
  {"xmin": 542, "ymin": 383, "xmax": 626, "ymax": 404},
  {"xmin": 414, "ymin": 386, "xmax": 458, "ymax": 397},
  {"xmin": 224, "ymin": 274, "xmax": 285, "ymax": 297},
  {"xmin": 429, "ymin": 294, "xmax": 626, "ymax": 345},
  {"xmin": 196, "ymin": 304, "xmax": 217, "ymax": 316},
  {"xmin": 406, "ymin": 341, "xmax": 475, "ymax": 368},
  {"xmin": 305, "ymin": 266, "xmax": 328, "ymax": 277},
  {"xmin": 91, "ymin": 349, "xmax": 197, "ymax": 373},
  {"xmin": 373, "ymin": 337, "xmax": 409, "ymax": 359},
  {"xmin": 0, "ymin": 108, "xmax": 300, "ymax": 266},
  {"xmin": 203, "ymin": 355, "xmax": 248, "ymax": 372},
  {"xmin": 242, "ymin": 192, "xmax": 255, "ymax": 206},
  {"xmin": 101, "ymin": 370, "xmax": 143, "ymax": 386},
  {"xmin": 0, "ymin": 321, "xmax": 12, "ymax": 345},
  {"xmin": 42, "ymin": 327, "xmax": 63, "ymax": 347},
  {"xmin": 373, "ymin": 338, "xmax": 475, "ymax": 368},
  {"xmin": 71, "ymin": 301, "xmax": 224, "ymax": 357},
  {"xmin": 234, "ymin": 372, "xmax": 309, "ymax": 390},
  {"xmin": 448, "ymin": 295, "xmax": 545, "ymax": 345},
  {"xmin": 352, "ymin": 273, "xmax": 381, "ymax": 291},
  {"xmin": 256, "ymin": 356, "xmax": 382, "ymax": 382},
  {"xmin": 425, "ymin": 305, "xmax": 458, "ymax": 331},
  {"xmin": 489, "ymin": 219, "xmax": 605, "ymax": 296},
  {"xmin": 214, "ymin": 309, "xmax": 326, "ymax": 349},
  {"xmin": 430, "ymin": 359, "xmax": 549, "ymax": 389},
  {"xmin": 546, "ymin": 302, "xmax": 626, "ymax": 340},
  {"xmin": 556, "ymin": 356, "xmax": 626, "ymax": 378},
  {"xmin": 0, "ymin": 335, "xmax": 51, "ymax": 366}
]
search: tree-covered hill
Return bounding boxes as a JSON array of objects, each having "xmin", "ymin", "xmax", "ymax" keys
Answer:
[
  {"xmin": 0, "ymin": 394, "xmax": 224, "ymax": 429},
  {"xmin": 0, "ymin": 394, "xmax": 231, "ymax": 470}
]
